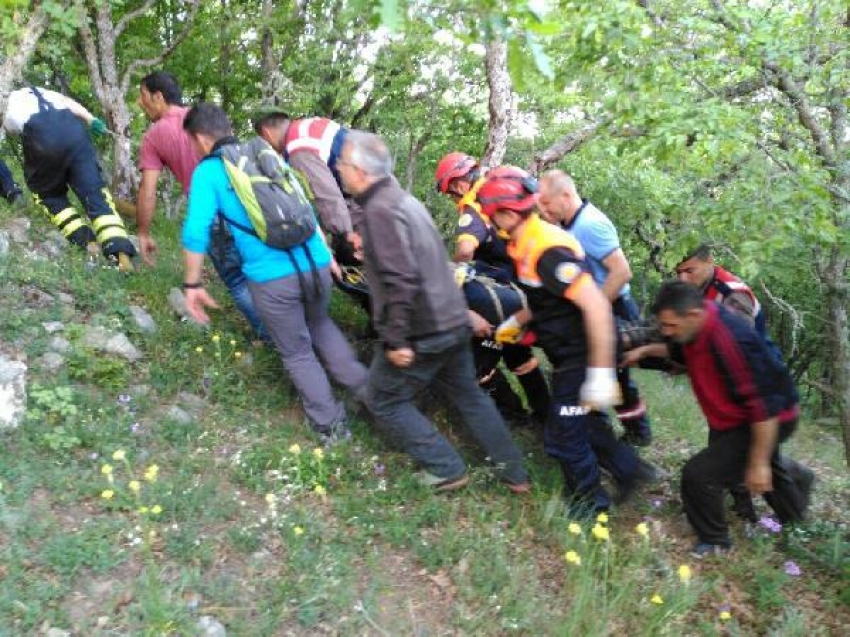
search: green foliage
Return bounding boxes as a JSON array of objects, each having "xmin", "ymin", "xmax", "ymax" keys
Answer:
[
  {"xmin": 66, "ymin": 348, "xmax": 130, "ymax": 392},
  {"xmin": 25, "ymin": 384, "xmax": 82, "ymax": 452}
]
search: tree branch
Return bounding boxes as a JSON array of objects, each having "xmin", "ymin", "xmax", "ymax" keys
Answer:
[
  {"xmin": 77, "ymin": 3, "xmax": 105, "ymax": 103},
  {"xmin": 528, "ymin": 120, "xmax": 603, "ymax": 176},
  {"xmin": 115, "ymin": 0, "xmax": 157, "ymax": 39},
  {"xmin": 0, "ymin": 2, "xmax": 52, "ymax": 116},
  {"xmin": 764, "ymin": 61, "xmax": 837, "ymax": 167},
  {"xmin": 120, "ymin": 0, "xmax": 200, "ymax": 94}
]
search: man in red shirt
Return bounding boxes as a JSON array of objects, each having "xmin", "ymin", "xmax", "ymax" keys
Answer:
[
  {"xmin": 646, "ymin": 281, "xmax": 812, "ymax": 556},
  {"xmin": 136, "ymin": 71, "xmax": 264, "ymax": 337}
]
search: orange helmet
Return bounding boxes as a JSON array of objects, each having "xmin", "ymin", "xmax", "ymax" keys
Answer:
[
  {"xmin": 434, "ymin": 152, "xmax": 478, "ymax": 194},
  {"xmin": 477, "ymin": 166, "xmax": 539, "ymax": 218}
]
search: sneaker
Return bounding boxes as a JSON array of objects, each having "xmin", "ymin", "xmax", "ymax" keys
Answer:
[
  {"xmin": 414, "ymin": 471, "xmax": 470, "ymax": 492},
  {"xmin": 691, "ymin": 542, "xmax": 731, "ymax": 559},
  {"xmin": 315, "ymin": 418, "xmax": 352, "ymax": 446}
]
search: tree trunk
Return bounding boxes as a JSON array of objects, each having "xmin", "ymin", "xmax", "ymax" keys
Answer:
[
  {"xmin": 78, "ymin": 0, "xmax": 199, "ymax": 201},
  {"xmin": 0, "ymin": 4, "xmax": 52, "ymax": 118},
  {"xmin": 481, "ymin": 38, "xmax": 512, "ymax": 169}
]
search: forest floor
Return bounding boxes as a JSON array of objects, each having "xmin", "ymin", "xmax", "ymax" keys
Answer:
[{"xmin": 0, "ymin": 201, "xmax": 848, "ymax": 636}]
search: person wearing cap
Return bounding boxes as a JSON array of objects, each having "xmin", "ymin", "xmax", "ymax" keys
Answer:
[
  {"xmin": 2, "ymin": 86, "xmax": 135, "ymax": 269},
  {"xmin": 337, "ymin": 130, "xmax": 530, "ymax": 493},
  {"xmin": 434, "ymin": 152, "xmax": 550, "ymax": 427},
  {"xmin": 537, "ymin": 169, "xmax": 653, "ymax": 447},
  {"xmin": 136, "ymin": 71, "xmax": 265, "ymax": 337},
  {"xmin": 478, "ymin": 166, "xmax": 648, "ymax": 514}
]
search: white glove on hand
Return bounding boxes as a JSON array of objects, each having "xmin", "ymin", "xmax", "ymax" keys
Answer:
[
  {"xmin": 495, "ymin": 315, "xmax": 524, "ymax": 344},
  {"xmin": 579, "ymin": 367, "xmax": 621, "ymax": 409}
]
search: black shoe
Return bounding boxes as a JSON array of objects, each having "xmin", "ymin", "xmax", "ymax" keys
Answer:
[
  {"xmin": 691, "ymin": 541, "xmax": 731, "ymax": 559},
  {"xmin": 621, "ymin": 429, "xmax": 652, "ymax": 447}
]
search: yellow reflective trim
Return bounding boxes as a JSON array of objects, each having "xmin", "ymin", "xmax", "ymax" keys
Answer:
[
  {"xmin": 92, "ymin": 214, "xmax": 125, "ymax": 232},
  {"xmin": 95, "ymin": 226, "xmax": 129, "ymax": 242},
  {"xmin": 53, "ymin": 207, "xmax": 80, "ymax": 226},
  {"xmin": 61, "ymin": 219, "xmax": 88, "ymax": 238}
]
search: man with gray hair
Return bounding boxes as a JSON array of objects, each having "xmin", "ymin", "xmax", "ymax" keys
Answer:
[{"xmin": 337, "ymin": 130, "xmax": 530, "ymax": 492}]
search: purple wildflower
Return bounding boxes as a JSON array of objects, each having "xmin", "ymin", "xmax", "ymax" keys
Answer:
[
  {"xmin": 130, "ymin": 422, "xmax": 142, "ymax": 434},
  {"xmin": 783, "ymin": 560, "xmax": 801, "ymax": 577},
  {"xmin": 374, "ymin": 463, "xmax": 386, "ymax": 476},
  {"xmin": 89, "ymin": 452, "xmax": 99, "ymax": 460},
  {"xmin": 651, "ymin": 498, "xmax": 663, "ymax": 509},
  {"xmin": 758, "ymin": 516, "xmax": 783, "ymax": 533},
  {"xmin": 117, "ymin": 394, "xmax": 132, "ymax": 404}
]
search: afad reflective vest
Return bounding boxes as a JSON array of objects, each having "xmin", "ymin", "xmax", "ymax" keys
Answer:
[
  {"xmin": 283, "ymin": 117, "xmax": 344, "ymax": 165},
  {"xmin": 705, "ymin": 265, "xmax": 767, "ymax": 339}
]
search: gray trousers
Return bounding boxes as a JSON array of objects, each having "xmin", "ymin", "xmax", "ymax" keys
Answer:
[
  {"xmin": 366, "ymin": 326, "xmax": 529, "ymax": 485},
  {"xmin": 248, "ymin": 266, "xmax": 368, "ymax": 430}
]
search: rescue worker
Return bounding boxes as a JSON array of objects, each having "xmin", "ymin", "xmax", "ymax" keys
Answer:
[
  {"xmin": 1, "ymin": 86, "xmax": 135, "ymax": 270},
  {"xmin": 339, "ymin": 132, "xmax": 530, "ymax": 493},
  {"xmin": 135, "ymin": 71, "xmax": 265, "ymax": 338},
  {"xmin": 435, "ymin": 152, "xmax": 550, "ymax": 426},
  {"xmin": 642, "ymin": 281, "xmax": 813, "ymax": 556},
  {"xmin": 478, "ymin": 166, "xmax": 647, "ymax": 514},
  {"xmin": 538, "ymin": 170, "xmax": 652, "ymax": 446}
]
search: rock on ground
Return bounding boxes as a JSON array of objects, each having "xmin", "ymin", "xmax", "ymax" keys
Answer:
[
  {"xmin": 129, "ymin": 305, "xmax": 157, "ymax": 334},
  {"xmin": 0, "ymin": 355, "xmax": 27, "ymax": 430},
  {"xmin": 81, "ymin": 326, "xmax": 143, "ymax": 362}
]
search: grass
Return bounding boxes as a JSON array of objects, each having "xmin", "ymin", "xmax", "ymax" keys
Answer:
[{"xmin": 0, "ymin": 199, "xmax": 848, "ymax": 635}]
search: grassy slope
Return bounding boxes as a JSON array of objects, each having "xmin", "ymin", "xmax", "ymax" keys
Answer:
[{"xmin": 0, "ymin": 200, "xmax": 848, "ymax": 636}]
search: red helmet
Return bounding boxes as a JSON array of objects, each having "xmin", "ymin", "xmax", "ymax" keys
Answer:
[
  {"xmin": 477, "ymin": 166, "xmax": 539, "ymax": 218},
  {"xmin": 435, "ymin": 152, "xmax": 478, "ymax": 194}
]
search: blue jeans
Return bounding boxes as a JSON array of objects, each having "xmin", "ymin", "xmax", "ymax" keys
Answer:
[
  {"xmin": 208, "ymin": 221, "xmax": 266, "ymax": 339},
  {"xmin": 366, "ymin": 326, "xmax": 528, "ymax": 484},
  {"xmin": 0, "ymin": 159, "xmax": 22, "ymax": 202}
]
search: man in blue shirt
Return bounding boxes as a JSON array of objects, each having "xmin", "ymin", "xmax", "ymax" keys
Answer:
[
  {"xmin": 180, "ymin": 103, "xmax": 367, "ymax": 442},
  {"xmin": 538, "ymin": 170, "xmax": 653, "ymax": 447}
]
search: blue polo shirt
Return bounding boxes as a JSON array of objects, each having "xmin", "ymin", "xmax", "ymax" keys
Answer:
[
  {"xmin": 563, "ymin": 200, "xmax": 630, "ymax": 297},
  {"xmin": 182, "ymin": 156, "xmax": 331, "ymax": 283}
]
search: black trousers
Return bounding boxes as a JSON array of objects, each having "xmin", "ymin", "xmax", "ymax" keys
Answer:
[
  {"xmin": 681, "ymin": 419, "xmax": 810, "ymax": 545},
  {"xmin": 612, "ymin": 295, "xmax": 651, "ymax": 437},
  {"xmin": 21, "ymin": 108, "xmax": 134, "ymax": 258}
]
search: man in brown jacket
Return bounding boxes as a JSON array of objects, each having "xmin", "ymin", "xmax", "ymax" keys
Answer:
[{"xmin": 337, "ymin": 130, "xmax": 529, "ymax": 492}]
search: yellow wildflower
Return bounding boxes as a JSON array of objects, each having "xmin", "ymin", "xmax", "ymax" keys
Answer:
[
  {"xmin": 235, "ymin": 351, "xmax": 242, "ymax": 358},
  {"xmin": 195, "ymin": 346, "xmax": 203, "ymax": 353},
  {"xmin": 138, "ymin": 506, "xmax": 149, "ymax": 514},
  {"xmin": 288, "ymin": 443, "xmax": 301, "ymax": 455},
  {"xmin": 101, "ymin": 464, "xmax": 113, "ymax": 476},
  {"xmin": 678, "ymin": 564, "xmax": 692, "ymax": 583},
  {"xmin": 293, "ymin": 526, "xmax": 305, "ymax": 536},
  {"xmin": 151, "ymin": 505, "xmax": 162, "ymax": 515},
  {"xmin": 650, "ymin": 594, "xmax": 664, "ymax": 605},
  {"xmin": 148, "ymin": 530, "xmax": 157, "ymax": 539},
  {"xmin": 144, "ymin": 464, "xmax": 159, "ymax": 481},
  {"xmin": 596, "ymin": 512, "xmax": 609, "ymax": 524},
  {"xmin": 265, "ymin": 493, "xmax": 277, "ymax": 505},
  {"xmin": 312, "ymin": 447, "xmax": 324, "ymax": 460},
  {"xmin": 568, "ymin": 522, "xmax": 582, "ymax": 535},
  {"xmin": 635, "ymin": 522, "xmax": 649, "ymax": 537},
  {"xmin": 719, "ymin": 611, "xmax": 732, "ymax": 621},
  {"xmin": 564, "ymin": 550, "xmax": 581, "ymax": 565},
  {"xmin": 212, "ymin": 334, "xmax": 221, "ymax": 343},
  {"xmin": 591, "ymin": 523, "xmax": 609, "ymax": 541},
  {"xmin": 314, "ymin": 484, "xmax": 327, "ymax": 496},
  {"xmin": 101, "ymin": 489, "xmax": 114, "ymax": 499},
  {"xmin": 229, "ymin": 339, "xmax": 237, "ymax": 346},
  {"xmin": 128, "ymin": 480, "xmax": 141, "ymax": 492},
  {"xmin": 112, "ymin": 449, "xmax": 126, "ymax": 461}
]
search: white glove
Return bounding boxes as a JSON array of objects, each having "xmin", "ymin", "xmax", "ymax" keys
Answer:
[
  {"xmin": 495, "ymin": 315, "xmax": 524, "ymax": 345},
  {"xmin": 579, "ymin": 368, "xmax": 621, "ymax": 409}
]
